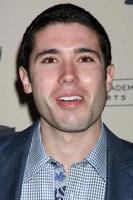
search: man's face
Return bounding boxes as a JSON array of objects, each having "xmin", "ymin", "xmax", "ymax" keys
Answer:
[{"xmin": 19, "ymin": 23, "xmax": 114, "ymax": 133}]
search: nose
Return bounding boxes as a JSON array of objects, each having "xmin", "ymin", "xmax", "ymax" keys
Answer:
[{"xmin": 58, "ymin": 61, "xmax": 79, "ymax": 85}]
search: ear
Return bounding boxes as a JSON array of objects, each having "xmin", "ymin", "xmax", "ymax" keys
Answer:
[
  {"xmin": 106, "ymin": 64, "xmax": 115, "ymax": 92},
  {"xmin": 19, "ymin": 66, "xmax": 32, "ymax": 94}
]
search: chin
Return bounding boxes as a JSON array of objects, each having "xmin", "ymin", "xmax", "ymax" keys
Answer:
[{"xmin": 55, "ymin": 122, "xmax": 90, "ymax": 133}]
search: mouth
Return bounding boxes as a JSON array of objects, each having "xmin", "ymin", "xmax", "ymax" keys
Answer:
[
  {"xmin": 59, "ymin": 95, "xmax": 83, "ymax": 101},
  {"xmin": 57, "ymin": 95, "xmax": 84, "ymax": 108}
]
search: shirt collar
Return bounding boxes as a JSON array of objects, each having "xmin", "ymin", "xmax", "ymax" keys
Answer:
[
  {"xmin": 23, "ymin": 122, "xmax": 107, "ymax": 182},
  {"xmin": 23, "ymin": 122, "xmax": 51, "ymax": 182},
  {"xmin": 85, "ymin": 124, "xmax": 107, "ymax": 181}
]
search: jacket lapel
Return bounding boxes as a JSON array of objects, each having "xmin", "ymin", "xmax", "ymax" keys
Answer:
[
  {"xmin": 105, "ymin": 125, "xmax": 133, "ymax": 200},
  {"xmin": 0, "ymin": 122, "xmax": 37, "ymax": 200}
]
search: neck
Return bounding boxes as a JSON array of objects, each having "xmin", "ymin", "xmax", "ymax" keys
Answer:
[{"xmin": 40, "ymin": 119, "xmax": 102, "ymax": 173}]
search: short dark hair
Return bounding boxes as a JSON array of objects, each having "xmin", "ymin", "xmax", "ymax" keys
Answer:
[{"xmin": 17, "ymin": 3, "xmax": 112, "ymax": 72}]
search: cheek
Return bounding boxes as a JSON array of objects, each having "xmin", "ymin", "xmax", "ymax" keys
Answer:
[
  {"xmin": 81, "ymin": 69, "xmax": 106, "ymax": 103},
  {"xmin": 80, "ymin": 68, "xmax": 105, "ymax": 88},
  {"xmin": 31, "ymin": 70, "xmax": 57, "ymax": 99}
]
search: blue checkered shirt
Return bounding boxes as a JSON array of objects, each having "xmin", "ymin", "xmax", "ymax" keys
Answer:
[{"xmin": 20, "ymin": 123, "xmax": 107, "ymax": 200}]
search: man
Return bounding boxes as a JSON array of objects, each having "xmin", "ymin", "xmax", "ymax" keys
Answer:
[{"xmin": 0, "ymin": 3, "xmax": 133, "ymax": 200}]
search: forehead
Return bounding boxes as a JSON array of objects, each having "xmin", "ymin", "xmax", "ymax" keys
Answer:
[{"xmin": 33, "ymin": 23, "xmax": 101, "ymax": 51}]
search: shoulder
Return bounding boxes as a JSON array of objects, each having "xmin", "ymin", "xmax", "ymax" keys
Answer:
[
  {"xmin": 104, "ymin": 124, "xmax": 133, "ymax": 159},
  {"xmin": 0, "ymin": 121, "xmax": 39, "ymax": 151},
  {"xmin": 0, "ymin": 126, "xmax": 15, "ymax": 135}
]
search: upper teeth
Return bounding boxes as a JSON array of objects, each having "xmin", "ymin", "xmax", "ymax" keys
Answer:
[{"xmin": 59, "ymin": 96, "xmax": 82, "ymax": 101}]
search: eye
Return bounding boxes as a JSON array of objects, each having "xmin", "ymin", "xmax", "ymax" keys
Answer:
[
  {"xmin": 41, "ymin": 56, "xmax": 57, "ymax": 64},
  {"xmin": 79, "ymin": 55, "xmax": 94, "ymax": 63}
]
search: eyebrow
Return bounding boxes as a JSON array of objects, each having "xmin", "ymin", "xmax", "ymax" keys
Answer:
[
  {"xmin": 34, "ymin": 47, "xmax": 101, "ymax": 62},
  {"xmin": 34, "ymin": 49, "xmax": 59, "ymax": 62},
  {"xmin": 74, "ymin": 47, "xmax": 101, "ymax": 61}
]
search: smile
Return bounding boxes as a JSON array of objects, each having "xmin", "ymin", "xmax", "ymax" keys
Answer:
[
  {"xmin": 59, "ymin": 96, "xmax": 83, "ymax": 101},
  {"xmin": 57, "ymin": 95, "xmax": 84, "ymax": 109}
]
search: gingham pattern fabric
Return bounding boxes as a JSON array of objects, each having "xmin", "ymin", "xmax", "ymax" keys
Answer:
[{"xmin": 20, "ymin": 123, "xmax": 107, "ymax": 200}]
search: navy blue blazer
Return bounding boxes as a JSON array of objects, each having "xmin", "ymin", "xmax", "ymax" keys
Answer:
[{"xmin": 0, "ymin": 121, "xmax": 133, "ymax": 200}]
